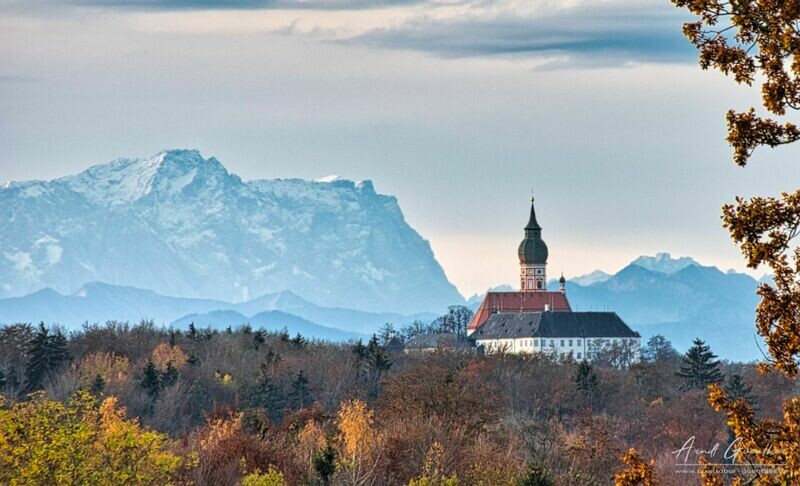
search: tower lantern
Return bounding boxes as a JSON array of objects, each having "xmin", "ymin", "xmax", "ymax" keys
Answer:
[{"xmin": 518, "ymin": 196, "xmax": 549, "ymax": 292}]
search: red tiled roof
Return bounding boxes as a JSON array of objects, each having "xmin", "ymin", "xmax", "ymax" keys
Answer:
[{"xmin": 467, "ymin": 291, "xmax": 572, "ymax": 332}]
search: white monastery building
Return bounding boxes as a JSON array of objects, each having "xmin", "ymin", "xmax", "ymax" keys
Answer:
[{"xmin": 467, "ymin": 197, "xmax": 641, "ymax": 361}]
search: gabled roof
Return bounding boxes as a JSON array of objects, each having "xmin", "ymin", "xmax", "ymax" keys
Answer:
[
  {"xmin": 467, "ymin": 291, "xmax": 571, "ymax": 332},
  {"xmin": 405, "ymin": 332, "xmax": 475, "ymax": 349},
  {"xmin": 470, "ymin": 311, "xmax": 640, "ymax": 340}
]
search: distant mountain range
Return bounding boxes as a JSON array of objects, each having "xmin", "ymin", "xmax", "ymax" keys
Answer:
[
  {"xmin": 0, "ymin": 149, "xmax": 462, "ymax": 314},
  {"xmin": 563, "ymin": 253, "xmax": 762, "ymax": 361},
  {"xmin": 0, "ymin": 281, "xmax": 436, "ymax": 340}
]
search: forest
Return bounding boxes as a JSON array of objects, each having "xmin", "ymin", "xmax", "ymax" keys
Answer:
[{"xmin": 1, "ymin": 316, "xmax": 794, "ymax": 485}]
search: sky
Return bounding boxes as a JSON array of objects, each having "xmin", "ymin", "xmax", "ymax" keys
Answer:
[{"xmin": 2, "ymin": 0, "xmax": 799, "ymax": 298}]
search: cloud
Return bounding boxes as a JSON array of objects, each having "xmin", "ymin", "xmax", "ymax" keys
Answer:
[
  {"xmin": 57, "ymin": 0, "xmax": 425, "ymax": 10},
  {"xmin": 0, "ymin": 74, "xmax": 37, "ymax": 82},
  {"xmin": 344, "ymin": 3, "xmax": 696, "ymax": 66}
]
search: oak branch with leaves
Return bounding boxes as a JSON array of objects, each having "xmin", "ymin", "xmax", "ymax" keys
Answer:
[{"xmin": 671, "ymin": 0, "xmax": 800, "ymax": 377}]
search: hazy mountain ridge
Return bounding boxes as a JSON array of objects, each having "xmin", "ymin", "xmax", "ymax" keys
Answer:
[
  {"xmin": 0, "ymin": 282, "xmax": 433, "ymax": 338},
  {"xmin": 0, "ymin": 149, "xmax": 463, "ymax": 314},
  {"xmin": 171, "ymin": 309, "xmax": 365, "ymax": 341},
  {"xmin": 565, "ymin": 257, "xmax": 761, "ymax": 360}
]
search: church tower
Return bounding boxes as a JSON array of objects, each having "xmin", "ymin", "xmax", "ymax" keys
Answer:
[{"xmin": 518, "ymin": 196, "xmax": 549, "ymax": 292}]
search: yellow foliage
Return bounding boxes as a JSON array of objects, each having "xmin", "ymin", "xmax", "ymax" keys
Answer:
[
  {"xmin": 705, "ymin": 384, "xmax": 800, "ymax": 484},
  {"xmin": 151, "ymin": 343, "xmax": 188, "ymax": 371},
  {"xmin": 613, "ymin": 448, "xmax": 658, "ymax": 486},
  {"xmin": 408, "ymin": 442, "xmax": 460, "ymax": 486},
  {"xmin": 200, "ymin": 413, "xmax": 244, "ymax": 452},
  {"xmin": 408, "ymin": 475, "xmax": 459, "ymax": 486},
  {"xmin": 296, "ymin": 419, "xmax": 327, "ymax": 462},
  {"xmin": 241, "ymin": 466, "xmax": 287, "ymax": 486},
  {"xmin": 337, "ymin": 399, "xmax": 379, "ymax": 460},
  {"xmin": 335, "ymin": 399, "xmax": 383, "ymax": 485},
  {"xmin": 73, "ymin": 351, "xmax": 130, "ymax": 386},
  {"xmin": 0, "ymin": 391, "xmax": 181, "ymax": 485}
]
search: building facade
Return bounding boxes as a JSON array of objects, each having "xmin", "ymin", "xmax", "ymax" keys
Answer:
[{"xmin": 467, "ymin": 197, "xmax": 640, "ymax": 362}]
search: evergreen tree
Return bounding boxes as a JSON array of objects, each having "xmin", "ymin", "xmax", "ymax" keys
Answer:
[
  {"xmin": 725, "ymin": 373, "xmax": 757, "ymax": 407},
  {"xmin": 313, "ymin": 443, "xmax": 337, "ymax": 485},
  {"xmin": 574, "ymin": 361, "xmax": 599, "ymax": 406},
  {"xmin": 253, "ymin": 330, "xmax": 266, "ymax": 350},
  {"xmin": 187, "ymin": 353, "xmax": 200, "ymax": 366},
  {"xmin": 289, "ymin": 370, "xmax": 312, "ymax": 409},
  {"xmin": 676, "ymin": 338, "xmax": 723, "ymax": 390},
  {"xmin": 367, "ymin": 335, "xmax": 392, "ymax": 374},
  {"xmin": 247, "ymin": 363, "xmax": 284, "ymax": 421},
  {"xmin": 187, "ymin": 322, "xmax": 197, "ymax": 340},
  {"xmin": 139, "ymin": 360, "xmax": 162, "ymax": 399},
  {"xmin": 24, "ymin": 323, "xmax": 71, "ymax": 391},
  {"xmin": 89, "ymin": 373, "xmax": 105, "ymax": 395},
  {"xmin": 291, "ymin": 333, "xmax": 305, "ymax": 348},
  {"xmin": 168, "ymin": 330, "xmax": 177, "ymax": 347},
  {"xmin": 351, "ymin": 340, "xmax": 367, "ymax": 364},
  {"xmin": 161, "ymin": 361, "xmax": 179, "ymax": 387}
]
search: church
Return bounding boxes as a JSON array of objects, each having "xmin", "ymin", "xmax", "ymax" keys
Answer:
[{"xmin": 467, "ymin": 197, "xmax": 640, "ymax": 361}]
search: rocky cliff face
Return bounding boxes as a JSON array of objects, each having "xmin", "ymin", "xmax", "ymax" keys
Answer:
[{"xmin": 0, "ymin": 149, "xmax": 463, "ymax": 313}]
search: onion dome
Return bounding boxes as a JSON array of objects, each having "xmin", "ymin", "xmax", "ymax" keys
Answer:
[{"xmin": 518, "ymin": 197, "xmax": 548, "ymax": 264}]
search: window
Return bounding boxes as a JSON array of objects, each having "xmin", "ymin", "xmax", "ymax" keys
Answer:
[
  {"xmin": 569, "ymin": 339, "xmax": 573, "ymax": 346},
  {"xmin": 577, "ymin": 352, "xmax": 582, "ymax": 359},
  {"xmin": 533, "ymin": 339, "xmax": 538, "ymax": 347},
  {"xmin": 549, "ymin": 340, "xmax": 554, "ymax": 346},
  {"xmin": 560, "ymin": 339, "xmax": 565, "ymax": 346},
  {"xmin": 577, "ymin": 339, "xmax": 582, "ymax": 346},
  {"xmin": 537, "ymin": 281, "xmax": 543, "ymax": 289}
]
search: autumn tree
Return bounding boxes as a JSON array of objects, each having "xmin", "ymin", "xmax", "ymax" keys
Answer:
[
  {"xmin": 613, "ymin": 448, "xmax": 658, "ymax": 486},
  {"xmin": 0, "ymin": 391, "xmax": 181, "ymax": 484},
  {"xmin": 432, "ymin": 306, "xmax": 474, "ymax": 336},
  {"xmin": 641, "ymin": 335, "xmax": 679, "ymax": 363},
  {"xmin": 676, "ymin": 338, "xmax": 722, "ymax": 391},
  {"xmin": 668, "ymin": 2, "xmax": 800, "ymax": 481},
  {"xmin": 671, "ymin": 0, "xmax": 800, "ymax": 378},
  {"xmin": 335, "ymin": 399, "xmax": 383, "ymax": 485}
]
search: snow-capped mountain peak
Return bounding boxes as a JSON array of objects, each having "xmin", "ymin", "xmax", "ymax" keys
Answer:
[
  {"xmin": 0, "ymin": 150, "xmax": 463, "ymax": 314},
  {"xmin": 61, "ymin": 149, "xmax": 232, "ymax": 205},
  {"xmin": 630, "ymin": 252, "xmax": 699, "ymax": 275}
]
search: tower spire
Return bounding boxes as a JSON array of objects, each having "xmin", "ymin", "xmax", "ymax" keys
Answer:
[
  {"xmin": 518, "ymin": 195, "xmax": 548, "ymax": 292},
  {"xmin": 525, "ymin": 196, "xmax": 542, "ymax": 231}
]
